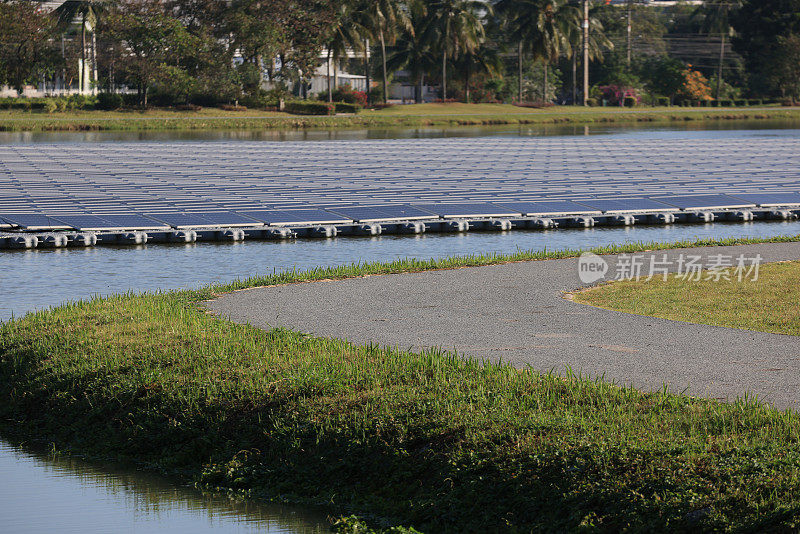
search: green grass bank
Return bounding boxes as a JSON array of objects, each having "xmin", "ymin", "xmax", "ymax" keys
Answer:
[
  {"xmin": 2, "ymin": 103, "xmax": 800, "ymax": 132},
  {"xmin": 3, "ymin": 235, "xmax": 800, "ymax": 532}
]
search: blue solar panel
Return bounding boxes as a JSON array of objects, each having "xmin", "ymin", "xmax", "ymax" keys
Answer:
[
  {"xmin": 574, "ymin": 198, "xmax": 676, "ymax": 213},
  {"xmin": 325, "ymin": 205, "xmax": 438, "ymax": 222},
  {"xmin": 100, "ymin": 214, "xmax": 171, "ymax": 230},
  {"xmin": 729, "ymin": 192, "xmax": 800, "ymax": 207},
  {"xmin": 53, "ymin": 215, "xmax": 122, "ymax": 231},
  {"xmin": 238, "ymin": 209, "xmax": 352, "ymax": 226},
  {"xmin": 145, "ymin": 213, "xmax": 215, "ymax": 229},
  {"xmin": 0, "ymin": 214, "xmax": 71, "ymax": 230},
  {"xmin": 653, "ymin": 194, "xmax": 756, "ymax": 210},
  {"xmin": 493, "ymin": 201, "xmax": 600, "ymax": 216},
  {"xmin": 191, "ymin": 211, "xmax": 261, "ymax": 227},
  {"xmin": 412, "ymin": 203, "xmax": 521, "ymax": 218}
]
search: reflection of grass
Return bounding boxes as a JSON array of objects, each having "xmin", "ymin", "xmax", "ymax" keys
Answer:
[
  {"xmin": 4, "ymin": 236, "xmax": 800, "ymax": 532},
  {"xmin": 574, "ymin": 261, "xmax": 800, "ymax": 337},
  {"xmin": 1, "ymin": 103, "xmax": 799, "ymax": 132}
]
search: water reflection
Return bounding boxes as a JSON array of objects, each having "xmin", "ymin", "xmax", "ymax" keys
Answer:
[
  {"xmin": 0, "ymin": 441, "xmax": 330, "ymax": 534},
  {"xmin": 1, "ymin": 118, "xmax": 799, "ymax": 144}
]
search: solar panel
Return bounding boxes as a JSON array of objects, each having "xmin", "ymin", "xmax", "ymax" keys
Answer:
[
  {"xmin": 574, "ymin": 198, "xmax": 676, "ymax": 213},
  {"xmin": 729, "ymin": 192, "xmax": 800, "ymax": 207},
  {"xmin": 0, "ymin": 214, "xmax": 72, "ymax": 230},
  {"xmin": 190, "ymin": 211, "xmax": 262, "ymax": 227},
  {"xmin": 144, "ymin": 213, "xmax": 214, "ymax": 229},
  {"xmin": 493, "ymin": 201, "xmax": 600, "ymax": 216},
  {"xmin": 653, "ymin": 194, "xmax": 756, "ymax": 210},
  {"xmin": 238, "ymin": 209, "xmax": 352, "ymax": 226},
  {"xmin": 325, "ymin": 205, "xmax": 438, "ymax": 222},
  {"xmin": 412, "ymin": 203, "xmax": 521, "ymax": 218},
  {"xmin": 52, "ymin": 215, "xmax": 125, "ymax": 231},
  {"xmin": 100, "ymin": 214, "xmax": 171, "ymax": 230}
]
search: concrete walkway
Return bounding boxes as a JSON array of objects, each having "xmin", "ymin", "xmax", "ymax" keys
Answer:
[{"xmin": 208, "ymin": 242, "xmax": 800, "ymax": 410}]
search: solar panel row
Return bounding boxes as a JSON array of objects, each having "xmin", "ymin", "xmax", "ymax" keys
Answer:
[{"xmin": 1, "ymin": 138, "xmax": 799, "ymax": 231}]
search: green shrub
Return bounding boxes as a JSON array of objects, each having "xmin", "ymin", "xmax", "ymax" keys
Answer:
[
  {"xmin": 623, "ymin": 96, "xmax": 637, "ymax": 108},
  {"xmin": 586, "ymin": 97, "xmax": 599, "ymax": 107},
  {"xmin": 54, "ymin": 98, "xmax": 68, "ymax": 112},
  {"xmin": 8, "ymin": 99, "xmax": 32, "ymax": 111},
  {"xmin": 334, "ymin": 102, "xmax": 361, "ymax": 114},
  {"xmin": 656, "ymin": 97, "xmax": 670, "ymax": 107},
  {"xmin": 750, "ymin": 99, "xmax": 763, "ymax": 106},
  {"xmin": 96, "ymin": 92, "xmax": 124, "ymax": 111},
  {"xmin": 67, "ymin": 94, "xmax": 96, "ymax": 110},
  {"xmin": 121, "ymin": 93, "xmax": 141, "ymax": 107},
  {"xmin": 735, "ymin": 99, "xmax": 748, "ymax": 107},
  {"xmin": 239, "ymin": 94, "xmax": 278, "ymax": 110},
  {"xmin": 43, "ymin": 99, "xmax": 58, "ymax": 113},
  {"xmin": 284, "ymin": 101, "xmax": 334, "ymax": 115}
]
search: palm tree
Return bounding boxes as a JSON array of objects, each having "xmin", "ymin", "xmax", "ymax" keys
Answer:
[
  {"xmin": 355, "ymin": 0, "xmax": 411, "ymax": 104},
  {"xmin": 499, "ymin": 0, "xmax": 578, "ymax": 103},
  {"xmin": 693, "ymin": 0, "xmax": 742, "ymax": 100},
  {"xmin": 386, "ymin": 0, "xmax": 437, "ymax": 103},
  {"xmin": 565, "ymin": 6, "xmax": 611, "ymax": 104},
  {"xmin": 325, "ymin": 2, "xmax": 367, "ymax": 102},
  {"xmin": 454, "ymin": 43, "xmax": 503, "ymax": 103},
  {"xmin": 423, "ymin": 0, "xmax": 486, "ymax": 101},
  {"xmin": 53, "ymin": 0, "xmax": 110, "ymax": 93}
]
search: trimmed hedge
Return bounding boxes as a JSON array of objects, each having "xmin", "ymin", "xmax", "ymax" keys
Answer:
[
  {"xmin": 0, "ymin": 95, "xmax": 97, "ymax": 112},
  {"xmin": 334, "ymin": 102, "xmax": 361, "ymax": 114},
  {"xmin": 96, "ymin": 93, "xmax": 124, "ymax": 111},
  {"xmin": 284, "ymin": 101, "xmax": 334, "ymax": 115}
]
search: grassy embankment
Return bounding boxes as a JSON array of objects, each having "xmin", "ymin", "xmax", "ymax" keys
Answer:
[
  {"xmin": 574, "ymin": 260, "xmax": 800, "ymax": 337},
  {"xmin": 1, "ymin": 103, "xmax": 800, "ymax": 132},
  {"xmin": 3, "ymin": 235, "xmax": 800, "ymax": 532}
]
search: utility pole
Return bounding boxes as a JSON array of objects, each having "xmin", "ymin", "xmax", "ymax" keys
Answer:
[
  {"xmin": 627, "ymin": 0, "xmax": 632, "ymax": 67},
  {"xmin": 583, "ymin": 0, "xmax": 589, "ymax": 106}
]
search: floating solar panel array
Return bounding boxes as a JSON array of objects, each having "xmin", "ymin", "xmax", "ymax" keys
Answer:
[{"xmin": 1, "ymin": 137, "xmax": 799, "ymax": 248}]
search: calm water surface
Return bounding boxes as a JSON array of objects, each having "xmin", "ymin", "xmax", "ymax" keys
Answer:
[{"xmin": 2, "ymin": 123, "xmax": 800, "ymax": 533}]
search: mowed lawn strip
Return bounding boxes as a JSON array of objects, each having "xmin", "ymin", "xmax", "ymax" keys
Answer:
[
  {"xmin": 574, "ymin": 261, "xmax": 800, "ymax": 337},
  {"xmin": 2, "ymin": 103, "xmax": 800, "ymax": 132},
  {"xmin": 3, "ymin": 237, "xmax": 800, "ymax": 532}
]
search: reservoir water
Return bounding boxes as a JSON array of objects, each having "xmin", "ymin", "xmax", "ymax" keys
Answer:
[{"xmin": 2, "ymin": 122, "xmax": 800, "ymax": 533}]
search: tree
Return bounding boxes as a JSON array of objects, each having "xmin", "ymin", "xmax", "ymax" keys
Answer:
[
  {"xmin": 497, "ymin": 0, "xmax": 579, "ymax": 103},
  {"xmin": 386, "ymin": 0, "xmax": 437, "ymax": 103},
  {"xmin": 770, "ymin": 34, "xmax": 800, "ymax": 103},
  {"xmin": 54, "ymin": 0, "xmax": 111, "ymax": 93},
  {"xmin": 0, "ymin": 1, "xmax": 60, "ymax": 94},
  {"xmin": 732, "ymin": 0, "xmax": 800, "ymax": 97},
  {"xmin": 324, "ymin": 1, "xmax": 367, "ymax": 102},
  {"xmin": 105, "ymin": 0, "xmax": 195, "ymax": 106},
  {"xmin": 454, "ymin": 42, "xmax": 503, "ymax": 103},
  {"xmin": 424, "ymin": 0, "xmax": 486, "ymax": 101},
  {"xmin": 693, "ymin": 0, "xmax": 742, "ymax": 100},
  {"xmin": 642, "ymin": 55, "xmax": 686, "ymax": 103},
  {"xmin": 678, "ymin": 66, "xmax": 712, "ymax": 102},
  {"xmin": 355, "ymin": 0, "xmax": 411, "ymax": 104},
  {"xmin": 564, "ymin": 4, "xmax": 611, "ymax": 104}
]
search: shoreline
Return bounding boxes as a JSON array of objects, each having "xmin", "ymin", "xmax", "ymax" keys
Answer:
[
  {"xmin": 2, "ymin": 105, "xmax": 800, "ymax": 132},
  {"xmin": 3, "ymin": 235, "xmax": 800, "ymax": 532}
]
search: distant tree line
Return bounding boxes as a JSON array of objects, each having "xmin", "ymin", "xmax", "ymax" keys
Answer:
[{"xmin": 0, "ymin": 0, "xmax": 798, "ymax": 107}]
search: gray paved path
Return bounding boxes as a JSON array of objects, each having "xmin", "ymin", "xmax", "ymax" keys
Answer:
[{"xmin": 209, "ymin": 242, "xmax": 800, "ymax": 410}]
